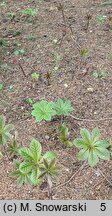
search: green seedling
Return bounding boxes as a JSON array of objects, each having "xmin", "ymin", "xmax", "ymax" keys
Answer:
[
  {"xmin": 73, "ymin": 128, "xmax": 110, "ymax": 167},
  {"xmin": 0, "ymin": 151, "xmax": 3, "ymax": 158},
  {"xmin": 96, "ymin": 15, "xmax": 107, "ymax": 24},
  {"xmin": 8, "ymin": 30, "xmax": 21, "ymax": 37},
  {"xmin": 31, "ymin": 72, "xmax": 40, "ymax": 81},
  {"xmin": 80, "ymin": 49, "xmax": 89, "ymax": 58},
  {"xmin": 25, "ymin": 97, "xmax": 34, "ymax": 105},
  {"xmin": 11, "ymin": 160, "xmax": 32, "ymax": 188},
  {"xmin": 100, "ymin": 1, "xmax": 112, "ymax": 7},
  {"xmin": 54, "ymin": 98, "xmax": 74, "ymax": 117},
  {"xmin": 101, "ymin": 71, "xmax": 107, "ymax": 77},
  {"xmin": 54, "ymin": 53, "xmax": 62, "ymax": 61},
  {"xmin": 92, "ymin": 70, "xmax": 99, "ymax": 78},
  {"xmin": 0, "ymin": 39, "xmax": 9, "ymax": 47},
  {"xmin": 6, "ymin": 12, "xmax": 16, "ymax": 20},
  {"xmin": 92, "ymin": 70, "xmax": 107, "ymax": 78},
  {"xmin": 57, "ymin": 123, "xmax": 73, "ymax": 147},
  {"xmin": 7, "ymin": 139, "xmax": 21, "ymax": 157},
  {"xmin": 39, "ymin": 158, "xmax": 59, "ymax": 199},
  {"xmin": 32, "ymin": 100, "xmax": 56, "ymax": 122},
  {"xmin": 32, "ymin": 98, "xmax": 74, "ymax": 122},
  {"xmin": 0, "ymin": 83, "xmax": 4, "ymax": 90},
  {"xmin": 53, "ymin": 66, "xmax": 59, "ymax": 73},
  {"xmin": 20, "ymin": 8, "xmax": 38, "ymax": 17},
  {"xmin": 12, "ymin": 139, "xmax": 57, "ymax": 189},
  {"xmin": 0, "ymin": 115, "xmax": 14, "ymax": 146},
  {"xmin": 7, "ymin": 85, "xmax": 13, "ymax": 92},
  {"xmin": 14, "ymin": 49, "xmax": 25, "ymax": 56},
  {"xmin": 0, "ymin": 1, "xmax": 7, "ymax": 8},
  {"xmin": 27, "ymin": 35, "xmax": 36, "ymax": 41}
]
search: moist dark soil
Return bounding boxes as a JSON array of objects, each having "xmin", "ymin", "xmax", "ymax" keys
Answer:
[{"xmin": 0, "ymin": 0, "xmax": 112, "ymax": 199}]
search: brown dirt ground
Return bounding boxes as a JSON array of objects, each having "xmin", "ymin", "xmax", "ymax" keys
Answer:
[{"xmin": 0, "ymin": 0, "xmax": 112, "ymax": 199}]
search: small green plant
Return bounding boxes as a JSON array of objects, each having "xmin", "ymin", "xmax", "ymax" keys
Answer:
[
  {"xmin": 0, "ymin": 115, "xmax": 14, "ymax": 146},
  {"xmin": 27, "ymin": 35, "xmax": 36, "ymax": 41},
  {"xmin": 12, "ymin": 139, "xmax": 58, "ymax": 188},
  {"xmin": 32, "ymin": 100, "xmax": 56, "ymax": 122},
  {"xmin": 0, "ymin": 1, "xmax": 7, "ymax": 8},
  {"xmin": 6, "ymin": 12, "xmax": 16, "ymax": 20},
  {"xmin": 11, "ymin": 160, "xmax": 32, "ymax": 188},
  {"xmin": 25, "ymin": 97, "xmax": 34, "ymax": 105},
  {"xmin": 14, "ymin": 49, "xmax": 25, "ymax": 56},
  {"xmin": 96, "ymin": 15, "xmax": 107, "ymax": 24},
  {"xmin": 54, "ymin": 53, "xmax": 62, "ymax": 61},
  {"xmin": 32, "ymin": 98, "xmax": 74, "ymax": 122},
  {"xmin": 31, "ymin": 72, "xmax": 40, "ymax": 81},
  {"xmin": 100, "ymin": 1, "xmax": 112, "ymax": 7},
  {"xmin": 0, "ymin": 39, "xmax": 9, "ymax": 47},
  {"xmin": 57, "ymin": 123, "xmax": 73, "ymax": 147},
  {"xmin": 7, "ymin": 139, "xmax": 21, "ymax": 157},
  {"xmin": 20, "ymin": 8, "xmax": 38, "ymax": 17},
  {"xmin": 92, "ymin": 70, "xmax": 107, "ymax": 78},
  {"xmin": 0, "ymin": 83, "xmax": 4, "ymax": 90},
  {"xmin": 73, "ymin": 128, "xmax": 110, "ymax": 167},
  {"xmin": 54, "ymin": 98, "xmax": 74, "ymax": 117},
  {"xmin": 80, "ymin": 49, "xmax": 89, "ymax": 58},
  {"xmin": 8, "ymin": 30, "xmax": 21, "ymax": 37}
]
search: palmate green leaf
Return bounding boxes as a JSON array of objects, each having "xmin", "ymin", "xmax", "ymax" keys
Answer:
[
  {"xmin": 1, "ymin": 133, "xmax": 13, "ymax": 145},
  {"xmin": 32, "ymin": 100, "xmax": 56, "ymax": 122},
  {"xmin": 19, "ymin": 147, "xmax": 33, "ymax": 161},
  {"xmin": 0, "ymin": 115, "xmax": 5, "ymax": 129},
  {"xmin": 19, "ymin": 161, "xmax": 33, "ymax": 174},
  {"xmin": 4, "ymin": 124, "xmax": 14, "ymax": 133},
  {"xmin": 41, "ymin": 159, "xmax": 59, "ymax": 179},
  {"xmin": 11, "ymin": 170, "xmax": 21, "ymax": 177},
  {"xmin": 30, "ymin": 168, "xmax": 41, "ymax": 186},
  {"xmin": 43, "ymin": 151, "xmax": 57, "ymax": 162},
  {"xmin": 88, "ymin": 151, "xmax": 99, "ymax": 167},
  {"xmin": 94, "ymin": 140, "xmax": 110, "ymax": 148},
  {"xmin": 0, "ymin": 151, "xmax": 3, "ymax": 158},
  {"xmin": 30, "ymin": 139, "xmax": 42, "ymax": 162},
  {"xmin": 80, "ymin": 128, "xmax": 91, "ymax": 144},
  {"xmin": 17, "ymin": 175, "xmax": 24, "ymax": 188},
  {"xmin": 92, "ymin": 127, "xmax": 100, "ymax": 142},
  {"xmin": 74, "ymin": 127, "xmax": 111, "ymax": 167},
  {"xmin": 95, "ymin": 147, "xmax": 110, "ymax": 160},
  {"xmin": 13, "ymin": 159, "xmax": 20, "ymax": 168},
  {"xmin": 0, "ymin": 115, "xmax": 14, "ymax": 145},
  {"xmin": 78, "ymin": 148, "xmax": 89, "ymax": 160},
  {"xmin": 64, "ymin": 140, "xmax": 73, "ymax": 147},
  {"xmin": 54, "ymin": 98, "xmax": 74, "ymax": 116},
  {"xmin": 20, "ymin": 8, "xmax": 38, "ymax": 17},
  {"xmin": 73, "ymin": 138, "xmax": 87, "ymax": 148}
]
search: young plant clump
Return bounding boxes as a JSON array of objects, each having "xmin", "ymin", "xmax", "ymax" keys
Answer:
[
  {"xmin": 73, "ymin": 127, "xmax": 110, "ymax": 167},
  {"xmin": 32, "ymin": 98, "xmax": 74, "ymax": 123},
  {"xmin": 12, "ymin": 139, "xmax": 59, "ymax": 190}
]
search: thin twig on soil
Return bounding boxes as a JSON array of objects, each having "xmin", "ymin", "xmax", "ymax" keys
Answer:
[
  {"xmin": 18, "ymin": 61, "xmax": 27, "ymax": 77},
  {"xmin": 69, "ymin": 114, "xmax": 112, "ymax": 122},
  {"xmin": 97, "ymin": 166, "xmax": 112, "ymax": 187},
  {"xmin": 52, "ymin": 161, "xmax": 87, "ymax": 189}
]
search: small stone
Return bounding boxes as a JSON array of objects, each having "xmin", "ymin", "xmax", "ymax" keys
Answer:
[
  {"xmin": 64, "ymin": 83, "xmax": 68, "ymax": 88},
  {"xmin": 87, "ymin": 87, "xmax": 94, "ymax": 92},
  {"xmin": 45, "ymin": 135, "xmax": 50, "ymax": 140},
  {"xmin": 95, "ymin": 171, "xmax": 101, "ymax": 177}
]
